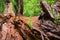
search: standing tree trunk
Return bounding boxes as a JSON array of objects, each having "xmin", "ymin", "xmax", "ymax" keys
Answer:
[
  {"xmin": 20, "ymin": 0, "xmax": 23, "ymax": 15},
  {"xmin": 15, "ymin": 0, "xmax": 23, "ymax": 16},
  {"xmin": 15, "ymin": 0, "xmax": 19, "ymax": 16}
]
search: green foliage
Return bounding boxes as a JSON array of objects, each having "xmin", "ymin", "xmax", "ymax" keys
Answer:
[
  {"xmin": 24, "ymin": 0, "xmax": 41, "ymax": 17},
  {"xmin": 24, "ymin": 0, "xmax": 57, "ymax": 17},
  {"xmin": 46, "ymin": 0, "xmax": 57, "ymax": 5},
  {"xmin": 24, "ymin": 0, "xmax": 41, "ymax": 29},
  {"xmin": 0, "ymin": 0, "xmax": 6, "ymax": 14}
]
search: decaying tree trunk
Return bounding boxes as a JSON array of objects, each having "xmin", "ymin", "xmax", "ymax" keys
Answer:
[{"xmin": 0, "ymin": 0, "xmax": 60, "ymax": 40}]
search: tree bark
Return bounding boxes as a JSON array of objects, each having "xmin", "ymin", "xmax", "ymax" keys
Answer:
[{"xmin": 20, "ymin": 0, "xmax": 23, "ymax": 15}]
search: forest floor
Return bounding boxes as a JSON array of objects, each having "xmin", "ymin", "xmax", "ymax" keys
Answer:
[{"xmin": 0, "ymin": 2, "xmax": 60, "ymax": 40}]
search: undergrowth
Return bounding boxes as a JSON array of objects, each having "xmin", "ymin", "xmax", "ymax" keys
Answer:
[
  {"xmin": 0, "ymin": 0, "xmax": 6, "ymax": 14},
  {"xmin": 24, "ymin": 0, "xmax": 41, "ymax": 17}
]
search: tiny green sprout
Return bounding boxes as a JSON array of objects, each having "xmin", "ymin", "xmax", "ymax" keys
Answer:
[
  {"xmin": 54, "ymin": 13, "xmax": 60, "ymax": 24},
  {"xmin": 27, "ymin": 17, "xmax": 33, "ymax": 29}
]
